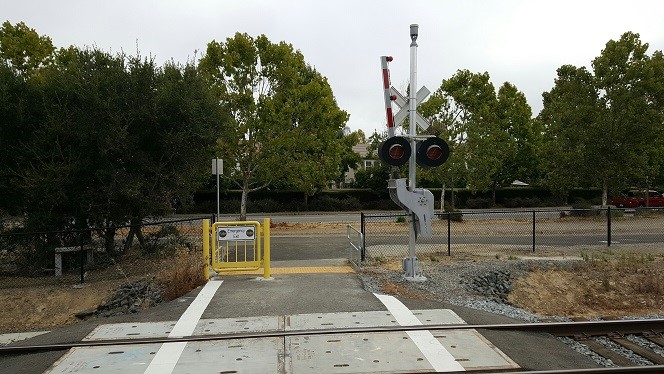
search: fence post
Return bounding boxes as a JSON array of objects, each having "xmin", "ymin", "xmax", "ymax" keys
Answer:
[
  {"xmin": 79, "ymin": 230, "xmax": 85, "ymax": 284},
  {"xmin": 263, "ymin": 217, "xmax": 271, "ymax": 279},
  {"xmin": 447, "ymin": 212, "xmax": 451, "ymax": 256},
  {"xmin": 607, "ymin": 206, "xmax": 611, "ymax": 247},
  {"xmin": 532, "ymin": 210, "xmax": 536, "ymax": 253},
  {"xmin": 360, "ymin": 212, "xmax": 366, "ymax": 262},
  {"xmin": 202, "ymin": 219, "xmax": 210, "ymax": 280}
]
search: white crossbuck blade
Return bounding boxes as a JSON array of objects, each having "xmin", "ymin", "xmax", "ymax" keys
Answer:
[{"xmin": 390, "ymin": 86, "xmax": 431, "ymax": 130}]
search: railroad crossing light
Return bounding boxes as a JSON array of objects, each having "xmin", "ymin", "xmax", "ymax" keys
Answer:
[
  {"xmin": 378, "ymin": 136, "xmax": 411, "ymax": 167},
  {"xmin": 416, "ymin": 137, "xmax": 450, "ymax": 168}
]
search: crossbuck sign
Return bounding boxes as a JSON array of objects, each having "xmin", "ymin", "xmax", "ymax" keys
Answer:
[{"xmin": 390, "ymin": 86, "xmax": 431, "ymax": 131}]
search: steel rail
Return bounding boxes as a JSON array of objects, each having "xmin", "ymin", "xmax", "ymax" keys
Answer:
[
  {"xmin": 1, "ymin": 318, "xmax": 662, "ymax": 354},
  {"xmin": 502, "ymin": 366, "xmax": 664, "ymax": 373}
]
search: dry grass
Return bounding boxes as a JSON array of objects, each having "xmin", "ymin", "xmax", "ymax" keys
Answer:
[
  {"xmin": 509, "ymin": 250, "xmax": 664, "ymax": 318},
  {"xmin": 155, "ymin": 248, "xmax": 206, "ymax": 301}
]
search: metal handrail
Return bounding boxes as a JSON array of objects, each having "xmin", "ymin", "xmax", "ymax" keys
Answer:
[{"xmin": 346, "ymin": 225, "xmax": 363, "ymax": 267}]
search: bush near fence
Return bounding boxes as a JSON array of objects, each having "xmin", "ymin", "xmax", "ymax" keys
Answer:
[
  {"xmin": 184, "ymin": 187, "xmax": 638, "ymax": 213},
  {"xmin": 0, "ymin": 217, "xmax": 208, "ymax": 289}
]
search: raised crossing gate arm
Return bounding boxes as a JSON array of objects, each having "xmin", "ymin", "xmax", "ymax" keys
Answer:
[{"xmin": 202, "ymin": 218, "xmax": 271, "ymax": 279}]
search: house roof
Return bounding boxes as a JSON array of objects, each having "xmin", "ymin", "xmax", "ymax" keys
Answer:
[{"xmin": 352, "ymin": 143, "xmax": 370, "ymax": 158}]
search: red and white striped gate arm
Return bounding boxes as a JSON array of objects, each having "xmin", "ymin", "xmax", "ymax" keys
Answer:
[{"xmin": 381, "ymin": 56, "xmax": 396, "ymax": 138}]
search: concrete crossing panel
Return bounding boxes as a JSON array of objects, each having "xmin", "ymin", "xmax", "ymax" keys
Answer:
[{"xmin": 46, "ymin": 310, "xmax": 518, "ymax": 373}]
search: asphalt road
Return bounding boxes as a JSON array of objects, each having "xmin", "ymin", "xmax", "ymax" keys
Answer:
[
  {"xmin": 215, "ymin": 209, "xmax": 571, "ymax": 223},
  {"xmin": 367, "ymin": 233, "xmax": 664, "ymax": 248},
  {"xmin": 247, "ymin": 232, "xmax": 664, "ymax": 264}
]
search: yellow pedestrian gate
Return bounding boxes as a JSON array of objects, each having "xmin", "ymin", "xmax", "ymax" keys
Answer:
[{"xmin": 202, "ymin": 218, "xmax": 271, "ymax": 279}]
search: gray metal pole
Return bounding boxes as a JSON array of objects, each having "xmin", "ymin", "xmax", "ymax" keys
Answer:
[
  {"xmin": 216, "ymin": 157, "xmax": 220, "ymax": 221},
  {"xmin": 406, "ymin": 24, "xmax": 420, "ymax": 279}
]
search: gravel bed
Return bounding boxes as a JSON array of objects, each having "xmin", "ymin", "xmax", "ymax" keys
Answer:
[
  {"xmin": 360, "ymin": 257, "xmax": 659, "ymax": 368},
  {"xmin": 362, "ymin": 259, "xmax": 579, "ymax": 322},
  {"xmin": 627, "ymin": 335, "xmax": 664, "ymax": 358},
  {"xmin": 594, "ymin": 337, "xmax": 654, "ymax": 366},
  {"xmin": 557, "ymin": 336, "xmax": 616, "ymax": 367}
]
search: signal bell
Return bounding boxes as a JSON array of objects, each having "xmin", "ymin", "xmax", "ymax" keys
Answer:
[
  {"xmin": 416, "ymin": 137, "xmax": 450, "ymax": 168},
  {"xmin": 378, "ymin": 136, "xmax": 411, "ymax": 167}
]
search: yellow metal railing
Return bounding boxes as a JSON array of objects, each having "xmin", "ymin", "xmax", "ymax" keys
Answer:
[{"xmin": 202, "ymin": 218, "xmax": 271, "ymax": 279}]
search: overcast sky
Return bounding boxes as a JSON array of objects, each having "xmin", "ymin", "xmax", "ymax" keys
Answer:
[{"xmin": 5, "ymin": 0, "xmax": 664, "ymax": 136}]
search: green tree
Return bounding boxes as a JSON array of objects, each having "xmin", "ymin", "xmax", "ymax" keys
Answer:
[
  {"xmin": 540, "ymin": 32, "xmax": 664, "ymax": 205},
  {"xmin": 1, "ymin": 41, "xmax": 224, "ymax": 249},
  {"xmin": 495, "ymin": 82, "xmax": 540, "ymax": 185},
  {"xmin": 353, "ymin": 164, "xmax": 391, "ymax": 195},
  {"xmin": 539, "ymin": 65, "xmax": 600, "ymax": 200},
  {"xmin": 0, "ymin": 21, "xmax": 54, "ymax": 75},
  {"xmin": 335, "ymin": 127, "xmax": 364, "ymax": 187},
  {"xmin": 199, "ymin": 33, "xmax": 348, "ymax": 218},
  {"xmin": 422, "ymin": 70, "xmax": 535, "ymax": 205}
]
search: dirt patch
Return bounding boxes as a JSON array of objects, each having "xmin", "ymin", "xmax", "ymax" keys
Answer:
[
  {"xmin": 0, "ymin": 248, "xmax": 203, "ymax": 333},
  {"xmin": 0, "ymin": 279, "xmax": 130, "ymax": 332},
  {"xmin": 508, "ymin": 253, "xmax": 664, "ymax": 318},
  {"xmin": 368, "ymin": 246, "xmax": 664, "ymax": 319},
  {"xmin": 381, "ymin": 280, "xmax": 430, "ymax": 300}
]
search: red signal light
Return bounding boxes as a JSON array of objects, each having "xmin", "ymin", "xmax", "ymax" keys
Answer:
[
  {"xmin": 425, "ymin": 145, "xmax": 444, "ymax": 160},
  {"xmin": 378, "ymin": 136, "xmax": 411, "ymax": 167},
  {"xmin": 389, "ymin": 144, "xmax": 406, "ymax": 160},
  {"xmin": 386, "ymin": 56, "xmax": 393, "ymax": 62},
  {"xmin": 416, "ymin": 137, "xmax": 450, "ymax": 168}
]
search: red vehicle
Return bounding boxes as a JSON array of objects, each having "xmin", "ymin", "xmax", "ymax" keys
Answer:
[{"xmin": 611, "ymin": 189, "xmax": 664, "ymax": 208}]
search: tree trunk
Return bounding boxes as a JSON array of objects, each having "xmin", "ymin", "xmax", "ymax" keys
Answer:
[
  {"xmin": 103, "ymin": 227, "xmax": 116, "ymax": 252},
  {"xmin": 602, "ymin": 179, "xmax": 608, "ymax": 207},
  {"xmin": 303, "ymin": 192, "xmax": 309, "ymax": 208},
  {"xmin": 240, "ymin": 177, "xmax": 249, "ymax": 221},
  {"xmin": 440, "ymin": 183, "xmax": 446, "ymax": 212},
  {"xmin": 124, "ymin": 218, "xmax": 146, "ymax": 252},
  {"xmin": 492, "ymin": 181, "xmax": 497, "ymax": 206},
  {"xmin": 646, "ymin": 183, "xmax": 651, "ymax": 207},
  {"xmin": 451, "ymin": 176, "xmax": 456, "ymax": 209}
]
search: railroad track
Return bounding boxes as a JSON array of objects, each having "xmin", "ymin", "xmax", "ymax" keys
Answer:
[
  {"xmin": 549, "ymin": 318, "xmax": 664, "ymax": 368},
  {"xmin": 2, "ymin": 319, "xmax": 663, "ymax": 372}
]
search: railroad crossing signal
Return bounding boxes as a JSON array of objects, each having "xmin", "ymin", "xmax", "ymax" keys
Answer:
[{"xmin": 378, "ymin": 135, "xmax": 450, "ymax": 168}]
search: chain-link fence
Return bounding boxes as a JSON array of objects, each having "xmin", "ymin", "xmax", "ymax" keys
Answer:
[
  {"xmin": 360, "ymin": 208, "xmax": 664, "ymax": 260},
  {"xmin": 0, "ymin": 216, "xmax": 209, "ymax": 289}
]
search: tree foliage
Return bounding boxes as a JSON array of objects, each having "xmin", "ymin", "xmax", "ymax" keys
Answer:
[
  {"xmin": 0, "ymin": 22, "xmax": 224, "ymax": 239},
  {"xmin": 0, "ymin": 21, "xmax": 54, "ymax": 75},
  {"xmin": 539, "ymin": 32, "xmax": 664, "ymax": 204},
  {"xmin": 420, "ymin": 70, "xmax": 538, "ymax": 204},
  {"xmin": 199, "ymin": 33, "xmax": 348, "ymax": 218}
]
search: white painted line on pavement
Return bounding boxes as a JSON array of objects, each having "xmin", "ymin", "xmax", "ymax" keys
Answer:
[
  {"xmin": 374, "ymin": 293, "xmax": 465, "ymax": 372},
  {"xmin": 144, "ymin": 280, "xmax": 222, "ymax": 374}
]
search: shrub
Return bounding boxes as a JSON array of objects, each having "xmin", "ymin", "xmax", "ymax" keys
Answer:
[
  {"xmin": 466, "ymin": 198, "xmax": 493, "ymax": 209},
  {"xmin": 156, "ymin": 248, "xmax": 206, "ymax": 301},
  {"xmin": 503, "ymin": 197, "xmax": 542, "ymax": 208},
  {"xmin": 609, "ymin": 208, "xmax": 624, "ymax": 218},
  {"xmin": 635, "ymin": 207, "xmax": 664, "ymax": 216},
  {"xmin": 248, "ymin": 199, "xmax": 284, "ymax": 213},
  {"xmin": 437, "ymin": 209, "xmax": 463, "ymax": 222},
  {"xmin": 568, "ymin": 199, "xmax": 601, "ymax": 217}
]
